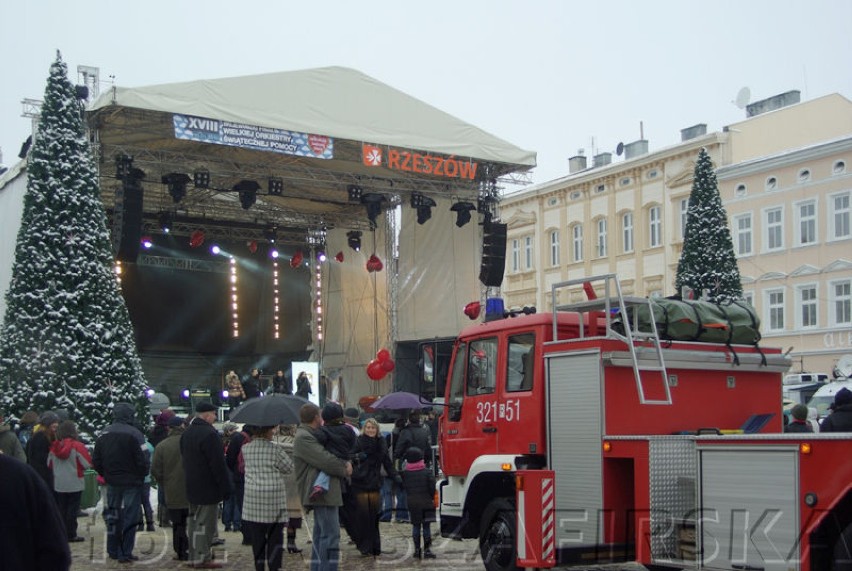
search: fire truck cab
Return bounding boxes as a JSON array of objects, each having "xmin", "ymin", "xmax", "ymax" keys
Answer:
[{"xmin": 437, "ymin": 274, "xmax": 852, "ymax": 571}]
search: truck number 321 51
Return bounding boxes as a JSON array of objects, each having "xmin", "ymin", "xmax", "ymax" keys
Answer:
[{"xmin": 476, "ymin": 399, "xmax": 521, "ymax": 423}]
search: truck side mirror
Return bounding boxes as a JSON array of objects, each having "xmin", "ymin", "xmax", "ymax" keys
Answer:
[{"xmin": 448, "ymin": 402, "xmax": 462, "ymax": 422}]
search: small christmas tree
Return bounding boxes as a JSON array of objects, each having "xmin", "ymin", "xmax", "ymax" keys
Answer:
[
  {"xmin": 0, "ymin": 52, "xmax": 148, "ymax": 440},
  {"xmin": 675, "ymin": 147, "xmax": 743, "ymax": 303}
]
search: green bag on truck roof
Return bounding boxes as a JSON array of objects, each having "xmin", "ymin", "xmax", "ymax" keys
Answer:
[{"xmin": 630, "ymin": 298, "xmax": 761, "ymax": 345}]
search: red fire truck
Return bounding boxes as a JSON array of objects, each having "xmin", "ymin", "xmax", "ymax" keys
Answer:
[{"xmin": 437, "ymin": 274, "xmax": 852, "ymax": 571}]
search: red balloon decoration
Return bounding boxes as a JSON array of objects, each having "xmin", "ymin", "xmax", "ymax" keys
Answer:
[
  {"xmin": 376, "ymin": 348, "xmax": 391, "ymax": 362},
  {"xmin": 289, "ymin": 250, "xmax": 303, "ymax": 269},
  {"xmin": 366, "ymin": 359, "xmax": 386, "ymax": 381},
  {"xmin": 189, "ymin": 230, "xmax": 205, "ymax": 248},
  {"xmin": 381, "ymin": 358, "xmax": 395, "ymax": 372},
  {"xmin": 335, "ymin": 251, "xmax": 344, "ymax": 263},
  {"xmin": 366, "ymin": 254, "xmax": 384, "ymax": 273},
  {"xmin": 464, "ymin": 301, "xmax": 481, "ymax": 320},
  {"xmin": 247, "ymin": 240, "xmax": 258, "ymax": 254}
]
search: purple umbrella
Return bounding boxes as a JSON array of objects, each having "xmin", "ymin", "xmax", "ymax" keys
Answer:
[{"xmin": 371, "ymin": 391, "xmax": 431, "ymax": 410}]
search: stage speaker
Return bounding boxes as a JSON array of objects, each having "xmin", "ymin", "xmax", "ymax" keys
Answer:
[
  {"xmin": 479, "ymin": 222, "xmax": 507, "ymax": 287},
  {"xmin": 113, "ymin": 175, "xmax": 144, "ymax": 262}
]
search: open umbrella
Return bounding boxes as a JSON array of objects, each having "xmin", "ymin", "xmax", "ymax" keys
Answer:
[
  {"xmin": 371, "ymin": 391, "xmax": 431, "ymax": 411},
  {"xmin": 228, "ymin": 394, "xmax": 308, "ymax": 426}
]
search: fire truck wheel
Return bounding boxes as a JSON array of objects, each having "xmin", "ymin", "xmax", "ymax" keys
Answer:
[
  {"xmin": 479, "ymin": 499, "xmax": 518, "ymax": 571},
  {"xmin": 834, "ymin": 522, "xmax": 852, "ymax": 571}
]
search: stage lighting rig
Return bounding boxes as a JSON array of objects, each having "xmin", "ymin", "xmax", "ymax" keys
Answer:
[
  {"xmin": 115, "ymin": 154, "xmax": 133, "ymax": 179},
  {"xmin": 450, "ymin": 201, "xmax": 477, "ymax": 227},
  {"xmin": 348, "ymin": 185, "xmax": 364, "ymax": 202},
  {"xmin": 162, "ymin": 173, "xmax": 191, "ymax": 203},
  {"xmin": 158, "ymin": 211, "xmax": 175, "ymax": 233},
  {"xmin": 361, "ymin": 193, "xmax": 386, "ymax": 226},
  {"xmin": 268, "ymin": 177, "xmax": 284, "ymax": 196},
  {"xmin": 347, "ymin": 230, "xmax": 362, "ymax": 252},
  {"xmin": 410, "ymin": 192, "xmax": 437, "ymax": 225},
  {"xmin": 234, "ymin": 180, "xmax": 261, "ymax": 210},
  {"xmin": 193, "ymin": 169, "xmax": 210, "ymax": 189}
]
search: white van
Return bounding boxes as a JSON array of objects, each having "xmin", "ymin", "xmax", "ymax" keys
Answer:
[
  {"xmin": 783, "ymin": 372, "xmax": 829, "ymax": 385},
  {"xmin": 806, "ymin": 380, "xmax": 852, "ymax": 421}
]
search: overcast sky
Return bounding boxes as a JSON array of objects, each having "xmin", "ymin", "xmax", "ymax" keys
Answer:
[{"xmin": 2, "ymin": 0, "xmax": 850, "ymax": 186}]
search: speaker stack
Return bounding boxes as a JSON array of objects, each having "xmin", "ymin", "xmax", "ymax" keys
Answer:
[
  {"xmin": 479, "ymin": 222, "xmax": 507, "ymax": 287},
  {"xmin": 113, "ymin": 170, "xmax": 144, "ymax": 263}
]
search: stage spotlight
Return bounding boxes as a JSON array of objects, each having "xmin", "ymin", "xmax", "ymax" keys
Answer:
[
  {"xmin": 264, "ymin": 227, "xmax": 277, "ymax": 244},
  {"xmin": 158, "ymin": 211, "xmax": 174, "ymax": 233},
  {"xmin": 221, "ymin": 389, "xmax": 229, "ymax": 399},
  {"xmin": 450, "ymin": 201, "xmax": 477, "ymax": 227},
  {"xmin": 115, "ymin": 154, "xmax": 133, "ymax": 179},
  {"xmin": 347, "ymin": 230, "xmax": 362, "ymax": 251},
  {"xmin": 348, "ymin": 184, "xmax": 363, "ymax": 202},
  {"xmin": 162, "ymin": 173, "xmax": 191, "ymax": 203},
  {"xmin": 193, "ymin": 169, "xmax": 210, "ymax": 189},
  {"xmin": 411, "ymin": 192, "xmax": 437, "ymax": 225},
  {"xmin": 268, "ymin": 177, "xmax": 284, "ymax": 196},
  {"xmin": 317, "ymin": 249, "xmax": 327, "ymax": 262},
  {"xmin": 210, "ymin": 244, "xmax": 221, "ymax": 255},
  {"xmin": 270, "ymin": 249, "xmax": 280, "ymax": 259},
  {"xmin": 145, "ymin": 388, "xmax": 155, "ymax": 398},
  {"xmin": 181, "ymin": 389, "xmax": 190, "ymax": 399},
  {"xmin": 234, "ymin": 180, "xmax": 260, "ymax": 210},
  {"xmin": 362, "ymin": 193, "xmax": 385, "ymax": 225},
  {"xmin": 141, "ymin": 236, "xmax": 153, "ymax": 249}
]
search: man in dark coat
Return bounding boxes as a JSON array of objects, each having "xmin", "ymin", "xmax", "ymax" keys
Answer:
[
  {"xmin": 785, "ymin": 404, "xmax": 813, "ymax": 433},
  {"xmin": 26, "ymin": 411, "xmax": 59, "ymax": 487},
  {"xmin": 180, "ymin": 402, "xmax": 231, "ymax": 568},
  {"xmin": 0, "ymin": 454, "xmax": 71, "ymax": 570},
  {"xmin": 242, "ymin": 368, "xmax": 262, "ymax": 399},
  {"xmin": 151, "ymin": 416, "xmax": 189, "ymax": 561},
  {"xmin": 820, "ymin": 387, "xmax": 852, "ymax": 432},
  {"xmin": 394, "ymin": 412, "xmax": 432, "ymax": 467},
  {"xmin": 92, "ymin": 402, "xmax": 149, "ymax": 564}
]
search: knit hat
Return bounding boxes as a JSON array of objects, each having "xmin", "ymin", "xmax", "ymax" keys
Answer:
[
  {"xmin": 155, "ymin": 408, "xmax": 176, "ymax": 426},
  {"xmin": 790, "ymin": 403, "xmax": 809, "ymax": 421},
  {"xmin": 322, "ymin": 402, "xmax": 344, "ymax": 422},
  {"xmin": 38, "ymin": 411, "xmax": 60, "ymax": 427},
  {"xmin": 344, "ymin": 407, "xmax": 360, "ymax": 420},
  {"xmin": 405, "ymin": 446, "xmax": 424, "ymax": 463},
  {"xmin": 195, "ymin": 402, "xmax": 217, "ymax": 413},
  {"xmin": 168, "ymin": 416, "xmax": 186, "ymax": 428}
]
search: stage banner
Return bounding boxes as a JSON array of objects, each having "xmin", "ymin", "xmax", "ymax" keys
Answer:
[{"xmin": 173, "ymin": 114, "xmax": 333, "ymax": 159}]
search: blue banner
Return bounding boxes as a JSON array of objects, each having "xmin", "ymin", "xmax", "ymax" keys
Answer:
[{"xmin": 173, "ymin": 114, "xmax": 333, "ymax": 159}]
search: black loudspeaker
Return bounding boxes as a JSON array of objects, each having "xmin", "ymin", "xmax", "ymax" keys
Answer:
[
  {"xmin": 479, "ymin": 222, "xmax": 507, "ymax": 287},
  {"xmin": 113, "ymin": 175, "xmax": 144, "ymax": 262}
]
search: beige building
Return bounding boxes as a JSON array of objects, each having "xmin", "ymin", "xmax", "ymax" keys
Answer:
[{"xmin": 500, "ymin": 92, "xmax": 852, "ymax": 376}]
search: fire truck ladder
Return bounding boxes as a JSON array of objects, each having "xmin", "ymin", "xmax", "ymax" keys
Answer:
[{"xmin": 551, "ymin": 274, "xmax": 672, "ymax": 405}]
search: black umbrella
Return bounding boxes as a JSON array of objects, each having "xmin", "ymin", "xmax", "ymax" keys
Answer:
[{"xmin": 228, "ymin": 394, "xmax": 309, "ymax": 426}]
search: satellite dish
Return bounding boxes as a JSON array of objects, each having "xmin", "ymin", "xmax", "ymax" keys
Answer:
[
  {"xmin": 836, "ymin": 354, "xmax": 852, "ymax": 379},
  {"xmin": 734, "ymin": 86, "xmax": 751, "ymax": 109},
  {"xmin": 615, "ymin": 142, "xmax": 624, "ymax": 156}
]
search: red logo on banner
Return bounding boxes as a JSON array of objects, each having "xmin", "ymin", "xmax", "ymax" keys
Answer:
[
  {"xmin": 308, "ymin": 135, "xmax": 330, "ymax": 155},
  {"xmin": 363, "ymin": 144, "xmax": 382, "ymax": 166}
]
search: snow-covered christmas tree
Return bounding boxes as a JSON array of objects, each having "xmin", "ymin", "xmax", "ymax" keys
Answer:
[
  {"xmin": 0, "ymin": 52, "xmax": 148, "ymax": 440},
  {"xmin": 675, "ymin": 147, "xmax": 743, "ymax": 302}
]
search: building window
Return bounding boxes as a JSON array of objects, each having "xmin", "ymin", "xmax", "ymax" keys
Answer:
[
  {"xmin": 620, "ymin": 177, "xmax": 631, "ymax": 187},
  {"xmin": 743, "ymin": 291, "xmax": 754, "ymax": 306},
  {"xmin": 765, "ymin": 206, "xmax": 784, "ymax": 251},
  {"xmin": 648, "ymin": 206, "xmax": 661, "ymax": 248},
  {"xmin": 830, "ymin": 279, "xmax": 852, "ymax": 326},
  {"xmin": 547, "ymin": 197, "xmax": 558, "ymax": 206},
  {"xmin": 596, "ymin": 218, "xmax": 607, "ymax": 257},
  {"xmin": 833, "ymin": 160, "xmax": 847, "ymax": 175},
  {"xmin": 570, "ymin": 191, "xmax": 582, "ymax": 200},
  {"xmin": 572, "ymin": 224, "xmax": 584, "ymax": 262},
  {"xmin": 765, "ymin": 289, "xmax": 785, "ymax": 331},
  {"xmin": 735, "ymin": 183, "xmax": 747, "ymax": 197},
  {"xmin": 679, "ymin": 198, "xmax": 689, "ymax": 240},
  {"xmin": 595, "ymin": 184, "xmax": 606, "ymax": 193},
  {"xmin": 765, "ymin": 176, "xmax": 778, "ymax": 191},
  {"xmin": 797, "ymin": 284, "xmax": 818, "ymax": 329},
  {"xmin": 830, "ymin": 191, "xmax": 851, "ymax": 240},
  {"xmin": 549, "ymin": 230, "xmax": 560, "ymax": 266},
  {"xmin": 733, "ymin": 213, "xmax": 753, "ymax": 256},
  {"xmin": 524, "ymin": 236, "xmax": 533, "ymax": 270},
  {"xmin": 647, "ymin": 169, "xmax": 658, "ymax": 179},
  {"xmin": 511, "ymin": 239, "xmax": 520, "ymax": 272},
  {"xmin": 797, "ymin": 168, "xmax": 811, "ymax": 183},
  {"xmin": 622, "ymin": 212, "xmax": 634, "ymax": 253},
  {"xmin": 795, "ymin": 200, "xmax": 817, "ymax": 246}
]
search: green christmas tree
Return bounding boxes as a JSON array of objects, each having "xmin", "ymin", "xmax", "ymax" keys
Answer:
[
  {"xmin": 0, "ymin": 52, "xmax": 147, "ymax": 440},
  {"xmin": 675, "ymin": 147, "xmax": 743, "ymax": 302}
]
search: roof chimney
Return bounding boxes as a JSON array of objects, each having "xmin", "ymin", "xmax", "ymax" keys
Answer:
[
  {"xmin": 680, "ymin": 124, "xmax": 707, "ymax": 141},
  {"xmin": 624, "ymin": 140, "xmax": 649, "ymax": 160},
  {"xmin": 746, "ymin": 90, "xmax": 801, "ymax": 118},
  {"xmin": 568, "ymin": 154, "xmax": 587, "ymax": 173},
  {"xmin": 593, "ymin": 152, "xmax": 612, "ymax": 168}
]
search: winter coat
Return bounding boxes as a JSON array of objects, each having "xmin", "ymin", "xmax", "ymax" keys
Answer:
[
  {"xmin": 276, "ymin": 434, "xmax": 303, "ymax": 519},
  {"xmin": 351, "ymin": 433, "xmax": 395, "ymax": 492},
  {"xmin": 26, "ymin": 429, "xmax": 55, "ymax": 488},
  {"xmin": 48, "ymin": 438, "xmax": 92, "ymax": 493},
  {"xmin": 820, "ymin": 403, "xmax": 852, "ymax": 432},
  {"xmin": 242, "ymin": 376, "xmax": 261, "ymax": 399},
  {"xmin": 295, "ymin": 375, "xmax": 312, "ymax": 399},
  {"xmin": 400, "ymin": 465, "xmax": 436, "ymax": 512},
  {"xmin": 0, "ymin": 422, "xmax": 26, "ymax": 461},
  {"xmin": 180, "ymin": 416, "xmax": 231, "ymax": 505},
  {"xmin": 292, "ymin": 424, "xmax": 349, "ymax": 507},
  {"xmin": 0, "ymin": 454, "xmax": 71, "ymax": 571},
  {"xmin": 224, "ymin": 430, "xmax": 250, "ymax": 485},
  {"xmin": 227, "ymin": 375, "xmax": 246, "ymax": 399},
  {"xmin": 785, "ymin": 420, "xmax": 813, "ymax": 433},
  {"xmin": 151, "ymin": 428, "xmax": 188, "ymax": 510},
  {"xmin": 316, "ymin": 420, "xmax": 356, "ymax": 460},
  {"xmin": 92, "ymin": 416, "xmax": 149, "ymax": 488},
  {"xmin": 394, "ymin": 422, "xmax": 432, "ymax": 465},
  {"xmin": 241, "ymin": 439, "xmax": 293, "ymax": 523},
  {"xmin": 271, "ymin": 374, "xmax": 292, "ymax": 395}
]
